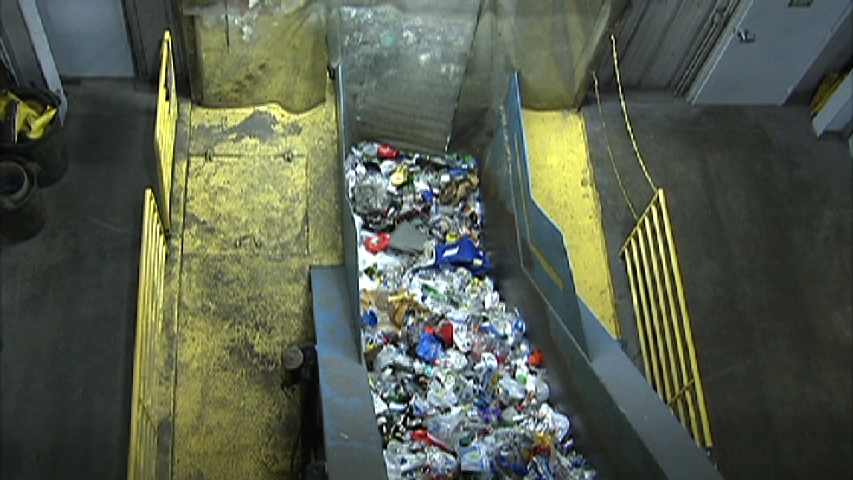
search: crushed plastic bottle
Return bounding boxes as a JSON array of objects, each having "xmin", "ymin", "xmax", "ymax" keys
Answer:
[{"xmin": 347, "ymin": 141, "xmax": 596, "ymax": 479}]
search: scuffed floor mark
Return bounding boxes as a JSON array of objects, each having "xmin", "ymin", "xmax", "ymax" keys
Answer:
[{"xmin": 232, "ymin": 111, "xmax": 278, "ymax": 142}]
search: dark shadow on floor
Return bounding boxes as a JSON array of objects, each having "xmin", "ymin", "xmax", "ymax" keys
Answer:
[
  {"xmin": 584, "ymin": 93, "xmax": 852, "ymax": 480},
  {"xmin": 1, "ymin": 79, "xmax": 156, "ymax": 480}
]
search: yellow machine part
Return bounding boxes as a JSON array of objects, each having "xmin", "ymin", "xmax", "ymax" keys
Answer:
[
  {"xmin": 154, "ymin": 31, "xmax": 179, "ymax": 230},
  {"xmin": 621, "ymin": 189, "xmax": 713, "ymax": 448},
  {"xmin": 128, "ymin": 189, "xmax": 169, "ymax": 480}
]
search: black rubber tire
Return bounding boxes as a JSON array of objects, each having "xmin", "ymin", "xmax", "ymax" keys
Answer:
[
  {"xmin": 0, "ymin": 87, "xmax": 68, "ymax": 187},
  {"xmin": 0, "ymin": 155, "xmax": 46, "ymax": 241}
]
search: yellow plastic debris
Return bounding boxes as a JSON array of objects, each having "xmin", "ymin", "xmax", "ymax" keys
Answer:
[
  {"xmin": 0, "ymin": 91, "xmax": 57, "ymax": 141},
  {"xmin": 810, "ymin": 72, "xmax": 849, "ymax": 117}
]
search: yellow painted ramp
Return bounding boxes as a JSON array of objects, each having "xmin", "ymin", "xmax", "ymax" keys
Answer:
[
  {"xmin": 171, "ymin": 86, "xmax": 340, "ymax": 480},
  {"xmin": 524, "ymin": 109, "xmax": 620, "ymax": 337}
]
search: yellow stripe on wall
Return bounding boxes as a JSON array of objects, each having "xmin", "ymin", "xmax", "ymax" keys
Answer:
[{"xmin": 524, "ymin": 109, "xmax": 620, "ymax": 338}]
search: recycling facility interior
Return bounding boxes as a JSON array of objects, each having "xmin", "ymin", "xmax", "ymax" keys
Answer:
[{"xmin": 1, "ymin": 1, "xmax": 852, "ymax": 480}]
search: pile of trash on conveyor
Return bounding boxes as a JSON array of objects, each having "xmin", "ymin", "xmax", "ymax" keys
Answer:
[{"xmin": 347, "ymin": 141, "xmax": 596, "ymax": 480}]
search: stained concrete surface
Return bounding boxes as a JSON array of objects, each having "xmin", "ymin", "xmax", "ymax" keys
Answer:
[
  {"xmin": 171, "ymin": 90, "xmax": 341, "ymax": 480},
  {"xmin": 584, "ymin": 93, "xmax": 852, "ymax": 479},
  {"xmin": 1, "ymin": 80, "xmax": 156, "ymax": 479}
]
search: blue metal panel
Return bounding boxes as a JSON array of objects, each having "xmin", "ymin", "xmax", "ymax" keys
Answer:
[
  {"xmin": 311, "ymin": 266, "xmax": 388, "ymax": 480},
  {"xmin": 505, "ymin": 86, "xmax": 530, "ymax": 243},
  {"xmin": 500, "ymin": 73, "xmax": 588, "ymax": 356},
  {"xmin": 337, "ymin": 65, "xmax": 362, "ymax": 361}
]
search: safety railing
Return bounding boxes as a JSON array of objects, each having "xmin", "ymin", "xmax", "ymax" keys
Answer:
[
  {"xmin": 127, "ymin": 188, "xmax": 168, "ymax": 480},
  {"xmin": 154, "ymin": 30, "xmax": 178, "ymax": 231},
  {"xmin": 621, "ymin": 189, "xmax": 713, "ymax": 449}
]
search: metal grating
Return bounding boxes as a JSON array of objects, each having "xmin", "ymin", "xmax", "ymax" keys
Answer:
[
  {"xmin": 621, "ymin": 189, "xmax": 713, "ymax": 448},
  {"xmin": 154, "ymin": 30, "xmax": 178, "ymax": 230},
  {"xmin": 127, "ymin": 188, "xmax": 168, "ymax": 480}
]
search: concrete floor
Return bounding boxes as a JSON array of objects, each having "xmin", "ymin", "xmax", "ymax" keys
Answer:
[
  {"xmin": 1, "ymin": 80, "xmax": 156, "ymax": 480},
  {"xmin": 584, "ymin": 93, "xmax": 852, "ymax": 480}
]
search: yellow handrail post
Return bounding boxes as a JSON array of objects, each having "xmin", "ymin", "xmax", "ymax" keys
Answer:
[
  {"xmin": 154, "ymin": 30, "xmax": 178, "ymax": 232},
  {"xmin": 621, "ymin": 189, "xmax": 713, "ymax": 448}
]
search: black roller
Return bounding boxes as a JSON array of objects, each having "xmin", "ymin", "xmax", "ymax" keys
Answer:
[{"xmin": 0, "ymin": 155, "xmax": 46, "ymax": 241}]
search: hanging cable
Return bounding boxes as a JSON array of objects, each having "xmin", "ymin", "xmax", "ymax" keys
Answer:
[
  {"xmin": 592, "ymin": 71, "xmax": 638, "ymax": 219},
  {"xmin": 224, "ymin": 0, "xmax": 231, "ymax": 50},
  {"xmin": 611, "ymin": 34, "xmax": 656, "ymax": 192}
]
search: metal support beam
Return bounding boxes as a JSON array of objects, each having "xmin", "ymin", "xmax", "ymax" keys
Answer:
[
  {"xmin": 17, "ymin": 0, "xmax": 65, "ymax": 122},
  {"xmin": 123, "ymin": 0, "xmax": 188, "ymax": 82},
  {"xmin": 0, "ymin": 0, "xmax": 44, "ymax": 89},
  {"xmin": 813, "ymin": 72, "xmax": 853, "ymax": 137},
  {"xmin": 309, "ymin": 266, "xmax": 388, "ymax": 480},
  {"xmin": 0, "ymin": 35, "xmax": 16, "ymax": 85}
]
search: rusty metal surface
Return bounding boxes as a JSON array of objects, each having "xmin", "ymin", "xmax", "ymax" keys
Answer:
[
  {"xmin": 187, "ymin": 1, "xmax": 329, "ymax": 112},
  {"xmin": 154, "ymin": 31, "xmax": 179, "ymax": 230}
]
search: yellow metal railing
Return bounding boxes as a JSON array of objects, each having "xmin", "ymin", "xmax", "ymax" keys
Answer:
[
  {"xmin": 154, "ymin": 30, "xmax": 178, "ymax": 230},
  {"xmin": 621, "ymin": 189, "xmax": 713, "ymax": 448},
  {"xmin": 128, "ymin": 188, "xmax": 168, "ymax": 480}
]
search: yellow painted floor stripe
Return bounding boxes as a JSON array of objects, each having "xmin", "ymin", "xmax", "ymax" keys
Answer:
[{"xmin": 524, "ymin": 109, "xmax": 620, "ymax": 338}]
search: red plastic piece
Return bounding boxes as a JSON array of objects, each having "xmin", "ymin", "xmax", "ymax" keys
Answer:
[
  {"xmin": 379, "ymin": 144, "xmax": 399, "ymax": 159},
  {"xmin": 412, "ymin": 429, "xmax": 452, "ymax": 452},
  {"xmin": 437, "ymin": 322, "xmax": 454, "ymax": 348},
  {"xmin": 528, "ymin": 349, "xmax": 545, "ymax": 368},
  {"xmin": 530, "ymin": 444, "xmax": 550, "ymax": 457},
  {"xmin": 365, "ymin": 233, "xmax": 390, "ymax": 254}
]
